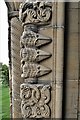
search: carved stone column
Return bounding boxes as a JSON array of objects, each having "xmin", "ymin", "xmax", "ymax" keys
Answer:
[
  {"xmin": 55, "ymin": 2, "xmax": 65, "ymax": 118},
  {"xmin": 5, "ymin": 1, "xmax": 23, "ymax": 118},
  {"xmin": 5, "ymin": 1, "xmax": 65, "ymax": 119},
  {"xmin": 19, "ymin": 1, "xmax": 65, "ymax": 118},
  {"xmin": 19, "ymin": 1, "xmax": 52, "ymax": 118}
]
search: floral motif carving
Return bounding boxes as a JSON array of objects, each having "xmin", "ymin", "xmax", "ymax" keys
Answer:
[
  {"xmin": 19, "ymin": 2, "xmax": 52, "ymax": 25},
  {"xmin": 20, "ymin": 84, "xmax": 51, "ymax": 118}
]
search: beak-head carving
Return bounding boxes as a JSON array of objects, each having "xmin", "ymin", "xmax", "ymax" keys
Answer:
[{"xmin": 20, "ymin": 30, "xmax": 52, "ymax": 48}]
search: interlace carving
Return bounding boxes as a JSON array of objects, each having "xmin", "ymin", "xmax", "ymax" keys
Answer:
[
  {"xmin": 20, "ymin": 84, "xmax": 51, "ymax": 118},
  {"xmin": 19, "ymin": 2, "xmax": 52, "ymax": 25}
]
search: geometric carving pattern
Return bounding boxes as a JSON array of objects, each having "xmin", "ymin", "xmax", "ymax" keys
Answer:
[{"xmin": 20, "ymin": 84, "xmax": 51, "ymax": 118}]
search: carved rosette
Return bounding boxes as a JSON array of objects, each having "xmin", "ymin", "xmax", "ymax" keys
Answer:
[
  {"xmin": 19, "ymin": 1, "xmax": 52, "ymax": 118},
  {"xmin": 20, "ymin": 84, "xmax": 51, "ymax": 118}
]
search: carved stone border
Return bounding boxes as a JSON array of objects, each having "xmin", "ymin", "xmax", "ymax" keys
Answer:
[{"xmin": 19, "ymin": 1, "xmax": 52, "ymax": 118}]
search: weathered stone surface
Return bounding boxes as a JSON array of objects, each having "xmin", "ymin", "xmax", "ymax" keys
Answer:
[
  {"xmin": 20, "ymin": 29, "xmax": 52, "ymax": 48},
  {"xmin": 68, "ymin": 2, "xmax": 79, "ymax": 9},
  {"xmin": 67, "ymin": 9, "xmax": 78, "ymax": 33},
  {"xmin": 11, "ymin": 17, "xmax": 23, "ymax": 118},
  {"xmin": 19, "ymin": 2, "xmax": 52, "ymax": 25},
  {"xmin": 19, "ymin": 1, "xmax": 52, "ymax": 119},
  {"xmin": 66, "ymin": 33, "xmax": 78, "ymax": 80},
  {"xmin": 65, "ymin": 80, "xmax": 78, "ymax": 118},
  {"xmin": 21, "ymin": 62, "xmax": 51, "ymax": 78},
  {"xmin": 20, "ymin": 48, "xmax": 51, "ymax": 63},
  {"xmin": 20, "ymin": 84, "xmax": 51, "ymax": 118},
  {"xmin": 6, "ymin": 1, "xmax": 80, "ymax": 119}
]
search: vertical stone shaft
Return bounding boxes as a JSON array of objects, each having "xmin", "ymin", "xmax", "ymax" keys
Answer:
[
  {"xmin": 55, "ymin": 2, "xmax": 65, "ymax": 118},
  {"xmin": 11, "ymin": 17, "xmax": 23, "ymax": 118},
  {"xmin": 5, "ymin": 2, "xmax": 23, "ymax": 118}
]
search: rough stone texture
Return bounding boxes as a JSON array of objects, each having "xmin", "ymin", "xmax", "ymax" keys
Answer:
[
  {"xmin": 11, "ymin": 17, "xmax": 23, "ymax": 118},
  {"xmin": 68, "ymin": 9, "xmax": 78, "ymax": 33}
]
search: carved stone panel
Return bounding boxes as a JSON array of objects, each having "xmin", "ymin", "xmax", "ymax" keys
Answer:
[
  {"xmin": 20, "ymin": 83, "xmax": 51, "ymax": 118},
  {"xmin": 19, "ymin": 2, "xmax": 52, "ymax": 25},
  {"xmin": 19, "ymin": 1, "xmax": 52, "ymax": 119}
]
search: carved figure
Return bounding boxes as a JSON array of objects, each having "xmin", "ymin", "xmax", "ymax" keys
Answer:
[
  {"xmin": 20, "ymin": 47, "xmax": 51, "ymax": 63},
  {"xmin": 21, "ymin": 62, "xmax": 51, "ymax": 78},
  {"xmin": 20, "ymin": 29, "xmax": 52, "ymax": 48}
]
